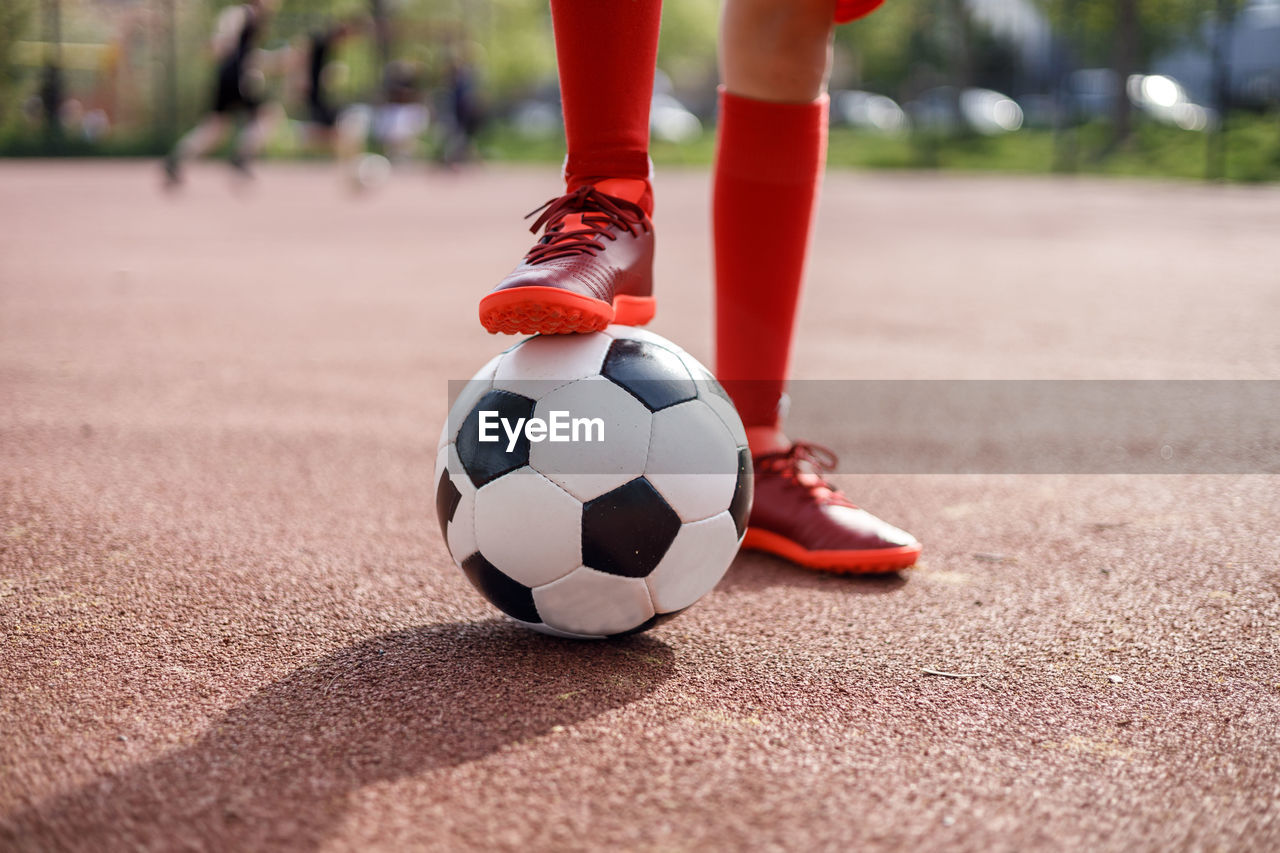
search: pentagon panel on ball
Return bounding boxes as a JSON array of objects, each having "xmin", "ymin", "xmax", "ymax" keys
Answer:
[
  {"xmin": 582, "ymin": 477, "xmax": 682, "ymax": 578},
  {"xmin": 601, "ymin": 337, "xmax": 697, "ymax": 412},
  {"xmin": 434, "ymin": 326, "xmax": 753, "ymax": 638}
]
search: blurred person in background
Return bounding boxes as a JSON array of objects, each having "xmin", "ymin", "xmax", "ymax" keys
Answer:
[
  {"xmin": 163, "ymin": 0, "xmax": 284, "ymax": 186},
  {"xmin": 475, "ymin": 0, "xmax": 921, "ymax": 574},
  {"xmin": 440, "ymin": 41, "xmax": 485, "ymax": 167},
  {"xmin": 288, "ymin": 17, "xmax": 376, "ymax": 188},
  {"xmin": 374, "ymin": 60, "xmax": 429, "ymax": 162}
]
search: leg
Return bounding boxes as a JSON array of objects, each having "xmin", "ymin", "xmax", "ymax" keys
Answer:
[
  {"xmin": 233, "ymin": 101, "xmax": 285, "ymax": 166},
  {"xmin": 720, "ymin": 0, "xmax": 835, "ymax": 103},
  {"xmin": 163, "ymin": 113, "xmax": 232, "ymax": 186},
  {"xmin": 553, "ymin": 0, "xmax": 662, "ymax": 211},
  {"xmin": 715, "ymin": 0, "xmax": 920, "ymax": 572},
  {"xmin": 715, "ymin": 0, "xmax": 835, "ymax": 449},
  {"xmin": 476, "ymin": 0, "xmax": 662, "ymax": 335},
  {"xmin": 334, "ymin": 105, "xmax": 370, "ymax": 163},
  {"xmin": 171, "ymin": 114, "xmax": 233, "ymax": 162},
  {"xmin": 334, "ymin": 105, "xmax": 381, "ymax": 190}
]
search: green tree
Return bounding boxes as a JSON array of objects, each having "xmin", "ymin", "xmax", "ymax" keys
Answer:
[
  {"xmin": 0, "ymin": 0, "xmax": 36, "ymax": 126},
  {"xmin": 1041, "ymin": 0, "xmax": 1202, "ymax": 148}
]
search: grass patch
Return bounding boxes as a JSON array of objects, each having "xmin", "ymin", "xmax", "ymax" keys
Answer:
[
  {"xmin": 478, "ymin": 112, "xmax": 1280, "ymax": 183},
  {"xmin": 5, "ymin": 112, "xmax": 1277, "ymax": 184}
]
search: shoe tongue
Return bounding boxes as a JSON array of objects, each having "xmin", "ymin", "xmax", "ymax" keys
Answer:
[
  {"xmin": 558, "ymin": 213, "xmax": 587, "ymax": 231},
  {"xmin": 590, "ymin": 178, "xmax": 651, "ymax": 212},
  {"xmin": 795, "ymin": 469, "xmax": 825, "ymax": 488},
  {"xmin": 807, "ymin": 478, "xmax": 857, "ymax": 508},
  {"xmin": 790, "ymin": 464, "xmax": 856, "ymax": 507}
]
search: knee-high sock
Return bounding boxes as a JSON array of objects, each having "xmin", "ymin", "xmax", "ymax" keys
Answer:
[
  {"xmin": 714, "ymin": 89, "xmax": 827, "ymax": 429},
  {"xmin": 551, "ymin": 0, "xmax": 661, "ymax": 212}
]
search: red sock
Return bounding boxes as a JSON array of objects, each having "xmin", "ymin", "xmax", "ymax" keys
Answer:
[
  {"xmin": 713, "ymin": 89, "xmax": 828, "ymax": 429},
  {"xmin": 551, "ymin": 0, "xmax": 661, "ymax": 212}
]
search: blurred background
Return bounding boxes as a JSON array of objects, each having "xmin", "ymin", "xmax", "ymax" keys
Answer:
[{"xmin": 1, "ymin": 0, "xmax": 1278, "ymax": 181}]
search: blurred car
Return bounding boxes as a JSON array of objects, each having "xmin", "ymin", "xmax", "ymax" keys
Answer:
[
  {"xmin": 905, "ymin": 86, "xmax": 1024, "ymax": 135},
  {"xmin": 1067, "ymin": 68, "xmax": 1214, "ymax": 131},
  {"xmin": 509, "ymin": 82, "xmax": 562, "ymax": 139},
  {"xmin": 650, "ymin": 92, "xmax": 702, "ymax": 143},
  {"xmin": 1126, "ymin": 73, "xmax": 1214, "ymax": 131},
  {"xmin": 511, "ymin": 98, "xmax": 561, "ymax": 139},
  {"xmin": 1067, "ymin": 68, "xmax": 1119, "ymax": 120},
  {"xmin": 832, "ymin": 90, "xmax": 908, "ymax": 133},
  {"xmin": 1013, "ymin": 93, "xmax": 1058, "ymax": 129},
  {"xmin": 961, "ymin": 88, "xmax": 1026, "ymax": 134},
  {"xmin": 510, "ymin": 86, "xmax": 703, "ymax": 143}
]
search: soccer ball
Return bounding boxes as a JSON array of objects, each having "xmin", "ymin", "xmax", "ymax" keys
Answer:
[{"xmin": 435, "ymin": 326, "xmax": 752, "ymax": 638}]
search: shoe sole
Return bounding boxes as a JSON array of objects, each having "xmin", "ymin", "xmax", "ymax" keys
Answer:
[
  {"xmin": 742, "ymin": 528, "xmax": 921, "ymax": 574},
  {"xmin": 479, "ymin": 287, "xmax": 656, "ymax": 335}
]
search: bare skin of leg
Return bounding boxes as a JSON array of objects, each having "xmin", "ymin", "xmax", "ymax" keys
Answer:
[
  {"xmin": 334, "ymin": 105, "xmax": 372, "ymax": 163},
  {"xmin": 719, "ymin": 0, "xmax": 837, "ymax": 455},
  {"xmin": 234, "ymin": 101, "xmax": 286, "ymax": 163},
  {"xmin": 720, "ymin": 0, "xmax": 836, "ymax": 103},
  {"xmin": 174, "ymin": 114, "xmax": 233, "ymax": 162},
  {"xmin": 297, "ymin": 107, "xmax": 370, "ymax": 185}
]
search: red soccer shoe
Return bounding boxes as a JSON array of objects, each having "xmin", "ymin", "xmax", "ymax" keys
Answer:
[
  {"xmin": 744, "ymin": 443, "xmax": 921, "ymax": 574},
  {"xmin": 479, "ymin": 182, "xmax": 655, "ymax": 335}
]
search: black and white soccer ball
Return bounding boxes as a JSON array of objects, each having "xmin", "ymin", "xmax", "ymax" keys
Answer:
[{"xmin": 435, "ymin": 326, "xmax": 752, "ymax": 638}]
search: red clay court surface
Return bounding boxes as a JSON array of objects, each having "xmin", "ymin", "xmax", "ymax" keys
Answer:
[{"xmin": 2, "ymin": 160, "xmax": 1279, "ymax": 851}]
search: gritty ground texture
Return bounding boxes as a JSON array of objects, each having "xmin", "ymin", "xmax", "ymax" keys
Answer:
[{"xmin": 2, "ymin": 161, "xmax": 1279, "ymax": 852}]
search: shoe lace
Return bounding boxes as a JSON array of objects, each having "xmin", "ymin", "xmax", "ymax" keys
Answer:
[
  {"xmin": 523, "ymin": 185, "xmax": 651, "ymax": 265},
  {"xmin": 755, "ymin": 442, "xmax": 857, "ymax": 508}
]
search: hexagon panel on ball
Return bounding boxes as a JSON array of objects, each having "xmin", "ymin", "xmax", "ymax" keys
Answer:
[
  {"xmin": 474, "ymin": 468, "xmax": 583, "ymax": 588},
  {"xmin": 492, "ymin": 332, "xmax": 612, "ymax": 399},
  {"xmin": 532, "ymin": 566, "xmax": 656, "ymax": 636},
  {"xmin": 529, "ymin": 376, "xmax": 653, "ymax": 502}
]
